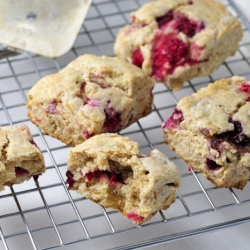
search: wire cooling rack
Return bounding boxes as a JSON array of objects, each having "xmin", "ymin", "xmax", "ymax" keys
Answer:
[{"xmin": 0, "ymin": 0, "xmax": 250, "ymax": 249}]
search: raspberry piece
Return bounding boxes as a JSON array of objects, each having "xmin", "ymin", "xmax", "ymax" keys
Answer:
[
  {"xmin": 165, "ymin": 38, "xmax": 188, "ymax": 65},
  {"xmin": 156, "ymin": 11, "xmax": 174, "ymax": 30},
  {"xmin": 108, "ymin": 171, "xmax": 126, "ymax": 185},
  {"xmin": 66, "ymin": 170, "xmax": 75, "ymax": 188},
  {"xmin": 156, "ymin": 11, "xmax": 205, "ymax": 37},
  {"xmin": 206, "ymin": 158, "xmax": 222, "ymax": 172},
  {"xmin": 228, "ymin": 121, "xmax": 250, "ymax": 146},
  {"xmin": 84, "ymin": 98, "xmax": 100, "ymax": 107},
  {"xmin": 33, "ymin": 175, "xmax": 41, "ymax": 182},
  {"xmin": 29, "ymin": 139, "xmax": 38, "ymax": 148},
  {"xmin": 210, "ymin": 138, "xmax": 225, "ymax": 154},
  {"xmin": 239, "ymin": 82, "xmax": 250, "ymax": 101},
  {"xmin": 76, "ymin": 82, "xmax": 86, "ymax": 98},
  {"xmin": 239, "ymin": 82, "xmax": 250, "ymax": 94},
  {"xmin": 80, "ymin": 82, "xmax": 86, "ymax": 93},
  {"xmin": 151, "ymin": 33, "xmax": 190, "ymax": 80},
  {"xmin": 173, "ymin": 12, "xmax": 205, "ymax": 38},
  {"xmin": 15, "ymin": 167, "xmax": 30, "ymax": 176},
  {"xmin": 46, "ymin": 100, "xmax": 59, "ymax": 114},
  {"xmin": 91, "ymin": 72, "xmax": 109, "ymax": 89},
  {"xmin": 35, "ymin": 117, "xmax": 41, "ymax": 123},
  {"xmin": 151, "ymin": 32, "xmax": 205, "ymax": 80},
  {"xmin": 84, "ymin": 170, "xmax": 125, "ymax": 185},
  {"xmin": 137, "ymin": 154, "xmax": 147, "ymax": 158},
  {"xmin": 190, "ymin": 43, "xmax": 205, "ymax": 61},
  {"xmin": 84, "ymin": 170, "xmax": 100, "ymax": 182},
  {"xmin": 94, "ymin": 81, "xmax": 108, "ymax": 89},
  {"xmin": 82, "ymin": 130, "xmax": 91, "ymax": 140},
  {"xmin": 103, "ymin": 107, "xmax": 122, "ymax": 132},
  {"xmin": 152, "ymin": 11, "xmax": 205, "ymax": 80},
  {"xmin": 218, "ymin": 120, "xmax": 250, "ymax": 147},
  {"xmin": 127, "ymin": 211, "xmax": 145, "ymax": 223},
  {"xmin": 163, "ymin": 108, "xmax": 184, "ymax": 130},
  {"xmin": 132, "ymin": 49, "xmax": 144, "ymax": 68}
]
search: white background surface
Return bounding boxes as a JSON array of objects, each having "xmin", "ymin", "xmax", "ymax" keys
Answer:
[{"xmin": 234, "ymin": 0, "xmax": 250, "ymax": 22}]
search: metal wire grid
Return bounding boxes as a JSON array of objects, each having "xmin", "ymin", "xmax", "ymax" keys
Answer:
[{"xmin": 0, "ymin": 0, "xmax": 250, "ymax": 249}]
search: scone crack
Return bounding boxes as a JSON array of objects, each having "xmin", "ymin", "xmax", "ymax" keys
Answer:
[{"xmin": 165, "ymin": 181, "xmax": 179, "ymax": 188}]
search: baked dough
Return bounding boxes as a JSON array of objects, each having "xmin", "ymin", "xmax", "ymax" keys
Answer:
[
  {"xmin": 66, "ymin": 133, "xmax": 180, "ymax": 224},
  {"xmin": 114, "ymin": 0, "xmax": 242, "ymax": 90},
  {"xmin": 0, "ymin": 124, "xmax": 45, "ymax": 191},
  {"xmin": 162, "ymin": 76, "xmax": 250, "ymax": 189},
  {"xmin": 27, "ymin": 54, "xmax": 154, "ymax": 146}
]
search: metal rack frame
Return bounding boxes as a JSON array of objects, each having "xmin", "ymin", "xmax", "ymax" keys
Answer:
[{"xmin": 0, "ymin": 0, "xmax": 250, "ymax": 249}]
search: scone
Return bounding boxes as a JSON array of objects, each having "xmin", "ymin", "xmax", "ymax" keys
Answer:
[
  {"xmin": 114, "ymin": 0, "xmax": 242, "ymax": 90},
  {"xmin": 66, "ymin": 134, "xmax": 180, "ymax": 224},
  {"xmin": 162, "ymin": 76, "xmax": 250, "ymax": 189},
  {"xmin": 26, "ymin": 54, "xmax": 154, "ymax": 146},
  {"xmin": 0, "ymin": 124, "xmax": 45, "ymax": 191}
]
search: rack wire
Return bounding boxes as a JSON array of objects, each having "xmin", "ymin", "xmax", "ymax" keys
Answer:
[{"xmin": 0, "ymin": 0, "xmax": 250, "ymax": 249}]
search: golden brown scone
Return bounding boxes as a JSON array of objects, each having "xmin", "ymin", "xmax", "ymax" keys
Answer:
[
  {"xmin": 162, "ymin": 76, "xmax": 250, "ymax": 189},
  {"xmin": 0, "ymin": 124, "xmax": 45, "ymax": 191},
  {"xmin": 66, "ymin": 134, "xmax": 180, "ymax": 225},
  {"xmin": 114, "ymin": 0, "xmax": 242, "ymax": 90},
  {"xmin": 26, "ymin": 54, "xmax": 154, "ymax": 146}
]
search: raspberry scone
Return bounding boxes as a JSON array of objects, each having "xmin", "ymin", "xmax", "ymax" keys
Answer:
[
  {"xmin": 114, "ymin": 0, "xmax": 242, "ymax": 90},
  {"xmin": 162, "ymin": 76, "xmax": 250, "ymax": 189},
  {"xmin": 66, "ymin": 134, "xmax": 180, "ymax": 224},
  {"xmin": 27, "ymin": 54, "xmax": 154, "ymax": 146},
  {"xmin": 0, "ymin": 124, "xmax": 45, "ymax": 191}
]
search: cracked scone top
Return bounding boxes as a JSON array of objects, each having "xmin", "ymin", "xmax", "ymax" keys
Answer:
[
  {"xmin": 114, "ymin": 0, "xmax": 242, "ymax": 90},
  {"xmin": 66, "ymin": 134, "xmax": 180, "ymax": 225},
  {"xmin": 0, "ymin": 124, "xmax": 45, "ymax": 191},
  {"xmin": 27, "ymin": 54, "xmax": 154, "ymax": 146},
  {"xmin": 162, "ymin": 76, "xmax": 250, "ymax": 189}
]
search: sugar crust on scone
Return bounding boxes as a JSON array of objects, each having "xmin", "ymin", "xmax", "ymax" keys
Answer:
[
  {"xmin": 114, "ymin": 0, "xmax": 242, "ymax": 90},
  {"xmin": 162, "ymin": 76, "xmax": 250, "ymax": 189},
  {"xmin": 26, "ymin": 54, "xmax": 154, "ymax": 146},
  {"xmin": 66, "ymin": 133, "xmax": 180, "ymax": 224},
  {"xmin": 0, "ymin": 124, "xmax": 45, "ymax": 191}
]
